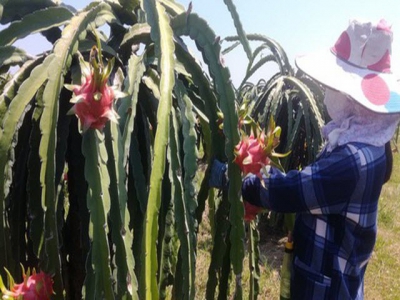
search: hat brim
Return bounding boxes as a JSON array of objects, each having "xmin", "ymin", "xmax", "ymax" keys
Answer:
[{"xmin": 295, "ymin": 50, "xmax": 400, "ymax": 114}]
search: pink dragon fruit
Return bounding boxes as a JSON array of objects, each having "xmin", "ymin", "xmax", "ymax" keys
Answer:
[
  {"xmin": 0, "ymin": 269, "xmax": 53, "ymax": 299},
  {"xmin": 243, "ymin": 201, "xmax": 265, "ymax": 222},
  {"xmin": 67, "ymin": 46, "xmax": 122, "ymax": 132},
  {"xmin": 234, "ymin": 133, "xmax": 270, "ymax": 179}
]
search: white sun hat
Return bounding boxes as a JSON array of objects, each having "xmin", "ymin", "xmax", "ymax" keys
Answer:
[{"xmin": 296, "ymin": 19, "xmax": 400, "ymax": 114}]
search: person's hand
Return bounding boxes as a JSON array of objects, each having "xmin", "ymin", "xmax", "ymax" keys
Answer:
[
  {"xmin": 242, "ymin": 175, "xmax": 266, "ymax": 222},
  {"xmin": 208, "ymin": 159, "xmax": 228, "ymax": 189}
]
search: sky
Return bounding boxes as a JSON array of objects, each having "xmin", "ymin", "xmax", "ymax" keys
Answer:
[{"xmin": 13, "ymin": 0, "xmax": 400, "ymax": 86}]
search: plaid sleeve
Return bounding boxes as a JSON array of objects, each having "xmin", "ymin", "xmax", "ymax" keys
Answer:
[{"xmin": 260, "ymin": 145, "xmax": 360, "ymax": 213}]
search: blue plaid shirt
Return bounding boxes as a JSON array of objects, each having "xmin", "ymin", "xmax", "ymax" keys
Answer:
[{"xmin": 247, "ymin": 142, "xmax": 387, "ymax": 299}]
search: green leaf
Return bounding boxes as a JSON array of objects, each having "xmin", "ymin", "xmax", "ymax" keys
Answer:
[
  {"xmin": 174, "ymin": 40, "xmax": 224, "ymax": 158},
  {"xmin": 0, "ymin": 55, "xmax": 53, "ymax": 276},
  {"xmin": 120, "ymin": 23, "xmax": 151, "ymax": 55},
  {"xmin": 238, "ymin": 55, "xmax": 276, "ymax": 91},
  {"xmin": 118, "ymin": 54, "xmax": 149, "ymax": 229},
  {"xmin": 141, "ymin": 0, "xmax": 175, "ymax": 298},
  {"xmin": 174, "ymin": 79, "xmax": 198, "ymax": 299},
  {"xmin": 105, "ymin": 122, "xmax": 138, "ymax": 299},
  {"xmin": 65, "ymin": 117, "xmax": 91, "ymax": 299},
  {"xmin": 248, "ymin": 223, "xmax": 260, "ymax": 299},
  {"xmin": 0, "ymin": 6, "xmax": 73, "ymax": 46},
  {"xmin": 118, "ymin": 52, "xmax": 146, "ymax": 166},
  {"xmin": 78, "ymin": 39, "xmax": 118, "ymax": 58},
  {"xmin": 219, "ymin": 231, "xmax": 232, "ymax": 299},
  {"xmin": 0, "ymin": 57, "xmax": 44, "ymax": 123},
  {"xmin": 281, "ymin": 76, "xmax": 324, "ymax": 163},
  {"xmin": 128, "ymin": 119, "xmax": 148, "ymax": 287},
  {"xmin": 8, "ymin": 92, "xmax": 34, "ymax": 280},
  {"xmin": 142, "ymin": 67, "xmax": 161, "ymax": 99},
  {"xmin": 173, "ymin": 13, "xmax": 245, "ymax": 296},
  {"xmin": 27, "ymin": 82, "xmax": 45, "ymax": 258},
  {"xmin": 225, "ymin": 34, "xmax": 293, "ymax": 75},
  {"xmin": 0, "ymin": 0, "xmax": 57, "ymax": 24},
  {"xmin": 86, "ymin": 2, "xmax": 118, "ymax": 28},
  {"xmin": 82, "ymin": 130, "xmax": 114, "ymax": 300},
  {"xmin": 223, "ymin": 0, "xmax": 252, "ymax": 61},
  {"xmin": 158, "ymin": 176, "xmax": 178, "ymax": 299},
  {"xmin": 159, "ymin": 0, "xmax": 185, "ymax": 16},
  {"xmin": 206, "ymin": 192, "xmax": 230, "ymax": 300},
  {"xmin": 37, "ymin": 3, "xmax": 115, "ymax": 297},
  {"xmin": 117, "ymin": 0, "xmax": 139, "ymax": 11},
  {"xmin": 195, "ymin": 164, "xmax": 212, "ymax": 226},
  {"xmin": 106, "ymin": 1, "xmax": 137, "ymax": 27},
  {"xmin": 175, "ymin": 12, "xmax": 244, "ymax": 287},
  {"xmin": 0, "ymin": 46, "xmax": 33, "ymax": 67},
  {"xmin": 169, "ymin": 107, "xmax": 192, "ymax": 300},
  {"xmin": 129, "ymin": 122, "xmax": 149, "ymax": 214}
]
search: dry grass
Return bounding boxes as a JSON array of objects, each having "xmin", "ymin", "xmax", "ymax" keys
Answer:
[{"xmin": 195, "ymin": 144, "xmax": 400, "ymax": 299}]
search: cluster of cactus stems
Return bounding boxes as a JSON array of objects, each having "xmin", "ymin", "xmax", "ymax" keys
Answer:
[{"xmin": 0, "ymin": 0, "xmax": 325, "ymax": 299}]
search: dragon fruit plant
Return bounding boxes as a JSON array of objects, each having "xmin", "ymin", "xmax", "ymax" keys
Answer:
[
  {"xmin": 0, "ymin": 0, "xmax": 245, "ymax": 298},
  {"xmin": 0, "ymin": 0, "xmax": 324, "ymax": 299}
]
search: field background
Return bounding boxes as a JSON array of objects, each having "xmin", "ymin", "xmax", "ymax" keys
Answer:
[
  {"xmin": 365, "ymin": 144, "xmax": 400, "ymax": 299},
  {"xmin": 195, "ymin": 143, "xmax": 400, "ymax": 299}
]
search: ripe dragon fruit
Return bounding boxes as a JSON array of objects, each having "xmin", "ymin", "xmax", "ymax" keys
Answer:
[
  {"xmin": 234, "ymin": 117, "xmax": 285, "ymax": 179},
  {"xmin": 0, "ymin": 268, "xmax": 53, "ymax": 300},
  {"xmin": 234, "ymin": 133, "xmax": 271, "ymax": 178},
  {"xmin": 234, "ymin": 117, "xmax": 288, "ymax": 222},
  {"xmin": 66, "ymin": 46, "xmax": 122, "ymax": 132},
  {"xmin": 243, "ymin": 201, "xmax": 265, "ymax": 222}
]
